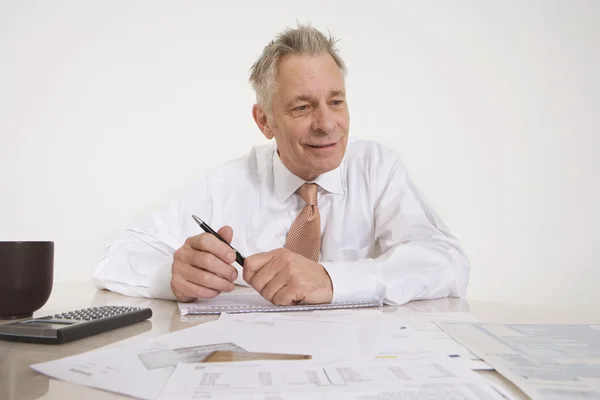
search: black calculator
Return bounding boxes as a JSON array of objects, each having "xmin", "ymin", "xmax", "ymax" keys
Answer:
[{"xmin": 0, "ymin": 306, "xmax": 152, "ymax": 344}]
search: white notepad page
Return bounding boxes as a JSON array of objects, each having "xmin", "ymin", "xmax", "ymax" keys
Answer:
[{"xmin": 178, "ymin": 286, "xmax": 383, "ymax": 315}]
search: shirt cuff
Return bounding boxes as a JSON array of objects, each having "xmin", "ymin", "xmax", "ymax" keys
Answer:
[
  {"xmin": 148, "ymin": 265, "xmax": 177, "ymax": 301},
  {"xmin": 320, "ymin": 261, "xmax": 382, "ymax": 303}
]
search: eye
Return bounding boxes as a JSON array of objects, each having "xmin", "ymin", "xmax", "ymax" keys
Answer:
[
  {"xmin": 331, "ymin": 100, "xmax": 344, "ymax": 107},
  {"xmin": 294, "ymin": 105, "xmax": 309, "ymax": 112}
]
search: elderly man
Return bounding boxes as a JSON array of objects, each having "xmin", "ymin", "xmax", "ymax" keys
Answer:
[{"xmin": 93, "ymin": 24, "xmax": 469, "ymax": 306}]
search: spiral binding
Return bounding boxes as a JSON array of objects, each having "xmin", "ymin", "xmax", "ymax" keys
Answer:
[{"xmin": 181, "ymin": 299, "xmax": 384, "ymax": 315}]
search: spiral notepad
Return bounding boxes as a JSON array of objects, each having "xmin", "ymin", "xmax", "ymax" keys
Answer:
[{"xmin": 178, "ymin": 290, "xmax": 383, "ymax": 315}]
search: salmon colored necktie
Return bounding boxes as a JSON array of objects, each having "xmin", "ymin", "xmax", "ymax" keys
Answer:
[{"xmin": 285, "ymin": 183, "xmax": 321, "ymax": 262}]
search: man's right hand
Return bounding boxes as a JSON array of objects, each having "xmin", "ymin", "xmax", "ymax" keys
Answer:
[{"xmin": 170, "ymin": 226, "xmax": 238, "ymax": 302}]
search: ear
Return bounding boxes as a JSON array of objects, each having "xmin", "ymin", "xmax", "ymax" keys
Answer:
[{"xmin": 252, "ymin": 104, "xmax": 275, "ymax": 140}]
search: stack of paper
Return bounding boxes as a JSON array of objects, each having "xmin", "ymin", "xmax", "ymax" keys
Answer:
[
  {"xmin": 440, "ymin": 322, "xmax": 600, "ymax": 399},
  {"xmin": 30, "ymin": 309, "xmax": 498, "ymax": 399}
]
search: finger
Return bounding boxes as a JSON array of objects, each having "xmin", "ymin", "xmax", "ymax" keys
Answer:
[
  {"xmin": 248, "ymin": 258, "xmax": 282, "ymax": 294},
  {"xmin": 171, "ymin": 273, "xmax": 221, "ymax": 300},
  {"xmin": 243, "ymin": 250, "xmax": 279, "ymax": 283},
  {"xmin": 187, "ymin": 233, "xmax": 236, "ymax": 265},
  {"xmin": 172, "ymin": 291, "xmax": 195, "ymax": 303},
  {"xmin": 216, "ymin": 225, "xmax": 233, "ymax": 244},
  {"xmin": 258, "ymin": 268, "xmax": 289, "ymax": 302},
  {"xmin": 178, "ymin": 247, "xmax": 238, "ymax": 281},
  {"xmin": 180, "ymin": 262, "xmax": 235, "ymax": 293},
  {"xmin": 272, "ymin": 284, "xmax": 303, "ymax": 306},
  {"xmin": 192, "ymin": 250, "xmax": 238, "ymax": 281}
]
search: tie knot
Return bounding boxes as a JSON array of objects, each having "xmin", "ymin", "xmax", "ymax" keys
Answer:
[{"xmin": 298, "ymin": 183, "xmax": 318, "ymax": 206}]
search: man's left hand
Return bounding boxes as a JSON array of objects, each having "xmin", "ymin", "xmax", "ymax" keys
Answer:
[{"xmin": 243, "ymin": 248, "xmax": 333, "ymax": 305}]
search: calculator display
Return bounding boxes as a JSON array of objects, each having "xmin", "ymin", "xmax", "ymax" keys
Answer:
[{"xmin": 22, "ymin": 320, "xmax": 77, "ymax": 329}]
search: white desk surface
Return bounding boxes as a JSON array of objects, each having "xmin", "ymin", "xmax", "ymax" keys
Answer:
[{"xmin": 2, "ymin": 282, "xmax": 599, "ymax": 400}]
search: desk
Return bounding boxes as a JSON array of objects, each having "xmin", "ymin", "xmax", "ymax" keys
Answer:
[{"xmin": 2, "ymin": 283, "xmax": 599, "ymax": 400}]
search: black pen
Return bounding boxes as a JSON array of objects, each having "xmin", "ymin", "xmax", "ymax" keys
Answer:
[{"xmin": 191, "ymin": 214, "xmax": 245, "ymax": 267}]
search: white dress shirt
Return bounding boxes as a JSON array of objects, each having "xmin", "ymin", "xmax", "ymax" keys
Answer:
[{"xmin": 92, "ymin": 138, "xmax": 470, "ymax": 305}]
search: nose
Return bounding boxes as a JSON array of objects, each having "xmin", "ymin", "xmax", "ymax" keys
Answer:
[{"xmin": 311, "ymin": 104, "xmax": 336, "ymax": 134}]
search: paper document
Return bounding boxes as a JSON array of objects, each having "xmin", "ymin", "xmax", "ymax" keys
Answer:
[
  {"xmin": 30, "ymin": 308, "xmax": 489, "ymax": 399},
  {"xmin": 178, "ymin": 287, "xmax": 382, "ymax": 315},
  {"xmin": 218, "ymin": 311, "xmax": 488, "ymax": 368},
  {"xmin": 391, "ymin": 311, "xmax": 477, "ymax": 322},
  {"xmin": 158, "ymin": 357, "xmax": 512, "ymax": 400},
  {"xmin": 30, "ymin": 312, "xmax": 362, "ymax": 399},
  {"xmin": 440, "ymin": 323, "xmax": 600, "ymax": 399},
  {"xmin": 30, "ymin": 320, "xmax": 239, "ymax": 399}
]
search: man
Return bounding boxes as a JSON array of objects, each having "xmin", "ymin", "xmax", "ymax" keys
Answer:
[{"xmin": 93, "ymin": 24, "xmax": 469, "ymax": 306}]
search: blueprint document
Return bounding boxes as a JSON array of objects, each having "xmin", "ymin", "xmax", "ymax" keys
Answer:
[
  {"xmin": 439, "ymin": 323, "xmax": 600, "ymax": 400},
  {"xmin": 157, "ymin": 357, "xmax": 512, "ymax": 400}
]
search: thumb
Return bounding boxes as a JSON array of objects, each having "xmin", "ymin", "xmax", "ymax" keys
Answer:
[{"xmin": 217, "ymin": 225, "xmax": 233, "ymax": 244}]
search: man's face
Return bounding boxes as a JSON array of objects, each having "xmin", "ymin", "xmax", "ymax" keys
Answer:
[{"xmin": 257, "ymin": 54, "xmax": 349, "ymax": 181}]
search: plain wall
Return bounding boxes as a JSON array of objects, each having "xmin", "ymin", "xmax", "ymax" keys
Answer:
[{"xmin": 1, "ymin": 0, "xmax": 599, "ymax": 306}]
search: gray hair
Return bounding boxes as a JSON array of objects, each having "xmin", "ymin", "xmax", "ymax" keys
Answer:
[{"xmin": 249, "ymin": 23, "xmax": 347, "ymax": 115}]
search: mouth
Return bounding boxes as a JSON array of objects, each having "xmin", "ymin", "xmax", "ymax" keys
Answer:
[{"xmin": 306, "ymin": 142, "xmax": 337, "ymax": 150}]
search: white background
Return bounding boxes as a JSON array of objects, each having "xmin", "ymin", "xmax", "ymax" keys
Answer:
[{"xmin": 1, "ymin": 0, "xmax": 598, "ymax": 306}]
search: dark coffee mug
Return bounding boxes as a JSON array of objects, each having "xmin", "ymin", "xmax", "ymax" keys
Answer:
[{"xmin": 0, "ymin": 241, "xmax": 54, "ymax": 319}]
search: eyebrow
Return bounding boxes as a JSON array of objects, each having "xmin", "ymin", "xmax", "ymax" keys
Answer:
[
  {"xmin": 286, "ymin": 90, "xmax": 346, "ymax": 108},
  {"xmin": 286, "ymin": 95, "xmax": 312, "ymax": 108}
]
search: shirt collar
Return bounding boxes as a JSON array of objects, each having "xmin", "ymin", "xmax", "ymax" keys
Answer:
[{"xmin": 272, "ymin": 147, "xmax": 346, "ymax": 202}]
